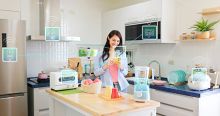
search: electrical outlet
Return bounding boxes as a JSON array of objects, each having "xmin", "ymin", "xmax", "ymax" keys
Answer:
[{"xmin": 168, "ymin": 60, "xmax": 174, "ymax": 65}]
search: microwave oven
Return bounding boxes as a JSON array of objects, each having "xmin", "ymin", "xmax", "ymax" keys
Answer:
[{"xmin": 125, "ymin": 19, "xmax": 161, "ymax": 42}]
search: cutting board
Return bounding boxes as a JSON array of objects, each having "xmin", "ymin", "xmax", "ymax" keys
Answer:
[{"xmin": 68, "ymin": 57, "xmax": 83, "ymax": 80}]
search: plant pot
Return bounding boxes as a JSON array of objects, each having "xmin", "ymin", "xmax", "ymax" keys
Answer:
[{"xmin": 196, "ymin": 31, "xmax": 210, "ymax": 39}]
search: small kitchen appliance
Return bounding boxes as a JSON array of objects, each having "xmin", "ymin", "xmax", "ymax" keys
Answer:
[
  {"xmin": 133, "ymin": 66, "xmax": 150, "ymax": 102},
  {"xmin": 50, "ymin": 68, "xmax": 78, "ymax": 90},
  {"xmin": 188, "ymin": 68, "xmax": 211, "ymax": 90}
]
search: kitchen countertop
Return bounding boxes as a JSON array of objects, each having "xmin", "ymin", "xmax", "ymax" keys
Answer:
[
  {"xmin": 127, "ymin": 77, "xmax": 220, "ymax": 98},
  {"xmin": 46, "ymin": 89, "xmax": 160, "ymax": 116},
  {"xmin": 27, "ymin": 77, "xmax": 50, "ymax": 88},
  {"xmin": 27, "ymin": 77, "xmax": 82, "ymax": 88}
]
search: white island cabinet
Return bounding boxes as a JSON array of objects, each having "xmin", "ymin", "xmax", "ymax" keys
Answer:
[{"xmin": 46, "ymin": 89, "xmax": 160, "ymax": 116}]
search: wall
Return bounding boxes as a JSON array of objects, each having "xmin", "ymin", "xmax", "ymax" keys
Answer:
[
  {"xmin": 24, "ymin": 0, "xmax": 150, "ymax": 77},
  {"xmin": 23, "ymin": 0, "xmax": 220, "ymax": 77},
  {"xmin": 24, "ymin": 0, "xmax": 106, "ymax": 77},
  {"xmin": 60, "ymin": 0, "xmax": 103, "ymax": 44},
  {"xmin": 26, "ymin": 41, "xmax": 77, "ymax": 77},
  {"xmin": 132, "ymin": 0, "xmax": 220, "ymax": 77}
]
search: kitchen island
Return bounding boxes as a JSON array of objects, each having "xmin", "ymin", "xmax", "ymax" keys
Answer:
[{"xmin": 46, "ymin": 89, "xmax": 160, "ymax": 116}]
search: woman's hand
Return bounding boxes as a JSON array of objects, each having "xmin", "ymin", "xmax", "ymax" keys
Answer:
[
  {"xmin": 102, "ymin": 58, "xmax": 118, "ymax": 70},
  {"xmin": 102, "ymin": 63, "xmax": 109, "ymax": 70},
  {"xmin": 119, "ymin": 63, "xmax": 124, "ymax": 71}
]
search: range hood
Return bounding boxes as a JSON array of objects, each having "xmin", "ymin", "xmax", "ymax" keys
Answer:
[{"xmin": 29, "ymin": 0, "xmax": 61, "ymax": 40}]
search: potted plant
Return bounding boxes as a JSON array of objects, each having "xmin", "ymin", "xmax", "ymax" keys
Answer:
[{"xmin": 190, "ymin": 18, "xmax": 219, "ymax": 39}]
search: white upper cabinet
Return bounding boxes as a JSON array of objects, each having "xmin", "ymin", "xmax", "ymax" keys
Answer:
[
  {"xmin": 102, "ymin": 0, "xmax": 178, "ymax": 44},
  {"xmin": 161, "ymin": 0, "xmax": 178, "ymax": 43},
  {"xmin": 0, "ymin": 0, "xmax": 20, "ymax": 11},
  {"xmin": 0, "ymin": 0, "xmax": 20, "ymax": 20},
  {"xmin": 0, "ymin": 10, "xmax": 20, "ymax": 20}
]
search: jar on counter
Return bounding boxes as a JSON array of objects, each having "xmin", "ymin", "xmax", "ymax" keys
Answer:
[
  {"xmin": 190, "ymin": 32, "xmax": 196, "ymax": 39},
  {"xmin": 182, "ymin": 33, "xmax": 187, "ymax": 40}
]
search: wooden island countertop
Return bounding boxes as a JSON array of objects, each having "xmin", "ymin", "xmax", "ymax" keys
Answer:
[{"xmin": 46, "ymin": 89, "xmax": 160, "ymax": 116}]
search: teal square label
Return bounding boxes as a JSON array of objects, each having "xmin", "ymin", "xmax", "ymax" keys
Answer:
[
  {"xmin": 45, "ymin": 27, "xmax": 60, "ymax": 41},
  {"xmin": 2, "ymin": 48, "xmax": 17, "ymax": 62},
  {"xmin": 142, "ymin": 25, "xmax": 158, "ymax": 39},
  {"xmin": 191, "ymin": 68, "xmax": 207, "ymax": 81}
]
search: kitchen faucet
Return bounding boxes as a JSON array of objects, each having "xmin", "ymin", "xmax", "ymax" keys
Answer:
[{"xmin": 148, "ymin": 60, "xmax": 161, "ymax": 80}]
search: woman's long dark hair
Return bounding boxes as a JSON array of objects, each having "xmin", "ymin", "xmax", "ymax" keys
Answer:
[{"xmin": 102, "ymin": 30, "xmax": 123, "ymax": 62}]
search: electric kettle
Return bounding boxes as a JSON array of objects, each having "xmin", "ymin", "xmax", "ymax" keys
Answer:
[{"xmin": 188, "ymin": 68, "xmax": 211, "ymax": 90}]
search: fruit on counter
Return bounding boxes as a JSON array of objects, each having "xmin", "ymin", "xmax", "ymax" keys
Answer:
[
  {"xmin": 83, "ymin": 78, "xmax": 101, "ymax": 85},
  {"xmin": 81, "ymin": 78, "xmax": 102, "ymax": 94},
  {"xmin": 93, "ymin": 78, "xmax": 101, "ymax": 83},
  {"xmin": 83, "ymin": 81, "xmax": 89, "ymax": 85}
]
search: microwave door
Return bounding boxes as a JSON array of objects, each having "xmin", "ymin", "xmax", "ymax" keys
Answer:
[{"xmin": 125, "ymin": 25, "xmax": 142, "ymax": 41}]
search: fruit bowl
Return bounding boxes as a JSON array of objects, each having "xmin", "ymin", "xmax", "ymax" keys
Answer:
[{"xmin": 81, "ymin": 79, "xmax": 102, "ymax": 94}]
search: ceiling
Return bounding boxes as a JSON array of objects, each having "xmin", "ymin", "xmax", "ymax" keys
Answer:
[{"xmin": 99, "ymin": 0, "xmax": 149, "ymax": 12}]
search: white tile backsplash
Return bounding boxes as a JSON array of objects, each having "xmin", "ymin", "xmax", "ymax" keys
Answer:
[{"xmin": 26, "ymin": 41, "xmax": 77, "ymax": 77}]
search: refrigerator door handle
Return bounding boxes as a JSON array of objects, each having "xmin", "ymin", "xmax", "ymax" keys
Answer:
[
  {"xmin": 2, "ymin": 33, "xmax": 7, "ymax": 47},
  {"xmin": 0, "ymin": 93, "xmax": 25, "ymax": 99}
]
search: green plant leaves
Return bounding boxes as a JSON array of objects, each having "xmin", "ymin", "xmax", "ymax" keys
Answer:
[{"xmin": 190, "ymin": 18, "xmax": 219, "ymax": 32}]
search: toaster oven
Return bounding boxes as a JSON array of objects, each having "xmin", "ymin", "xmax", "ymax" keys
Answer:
[{"xmin": 50, "ymin": 69, "xmax": 78, "ymax": 90}]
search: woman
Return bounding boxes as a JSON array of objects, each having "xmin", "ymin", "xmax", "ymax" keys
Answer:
[{"xmin": 94, "ymin": 30, "xmax": 129, "ymax": 91}]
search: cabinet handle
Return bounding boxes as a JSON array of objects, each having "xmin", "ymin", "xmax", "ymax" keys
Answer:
[
  {"xmin": 39, "ymin": 108, "xmax": 49, "ymax": 112},
  {"xmin": 161, "ymin": 102, "xmax": 193, "ymax": 112},
  {"xmin": 2, "ymin": 33, "xmax": 7, "ymax": 47}
]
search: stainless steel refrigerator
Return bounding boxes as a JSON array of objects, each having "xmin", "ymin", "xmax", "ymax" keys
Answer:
[{"xmin": 0, "ymin": 19, "xmax": 27, "ymax": 116}]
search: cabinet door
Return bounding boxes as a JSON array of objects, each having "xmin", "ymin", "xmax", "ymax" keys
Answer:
[
  {"xmin": 0, "ymin": 10, "xmax": 20, "ymax": 20},
  {"xmin": 39, "ymin": 109, "xmax": 49, "ymax": 116},
  {"xmin": 34, "ymin": 87, "xmax": 50, "ymax": 116},
  {"xmin": 161, "ymin": 0, "xmax": 178, "ymax": 43},
  {"xmin": 0, "ymin": 0, "xmax": 20, "ymax": 11},
  {"xmin": 158, "ymin": 103, "xmax": 194, "ymax": 116},
  {"xmin": 35, "ymin": 87, "xmax": 50, "ymax": 109},
  {"xmin": 150, "ymin": 89, "xmax": 197, "ymax": 116}
]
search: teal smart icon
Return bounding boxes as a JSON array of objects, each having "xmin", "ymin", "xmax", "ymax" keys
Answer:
[{"xmin": 2, "ymin": 48, "xmax": 17, "ymax": 62}]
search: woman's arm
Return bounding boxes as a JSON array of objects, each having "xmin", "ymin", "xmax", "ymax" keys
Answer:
[
  {"xmin": 94, "ymin": 54, "xmax": 106, "ymax": 76},
  {"xmin": 119, "ymin": 53, "xmax": 128, "ymax": 76}
]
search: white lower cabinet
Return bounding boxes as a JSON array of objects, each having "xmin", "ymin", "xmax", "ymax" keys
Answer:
[
  {"xmin": 28, "ymin": 87, "xmax": 50, "ymax": 116},
  {"xmin": 150, "ymin": 89, "xmax": 220, "ymax": 116},
  {"xmin": 150, "ymin": 89, "xmax": 196, "ymax": 116}
]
